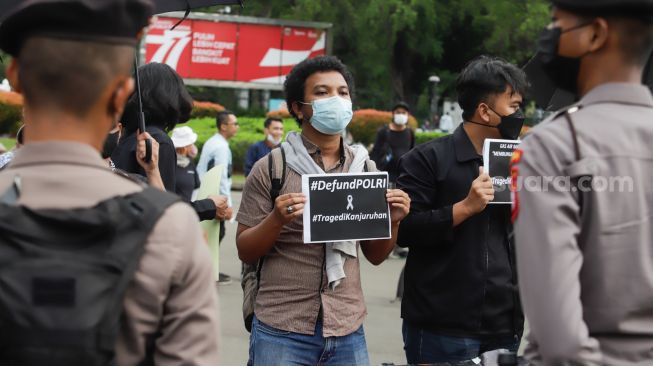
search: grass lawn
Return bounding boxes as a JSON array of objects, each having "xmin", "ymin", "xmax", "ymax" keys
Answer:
[
  {"xmin": 232, "ymin": 173, "xmax": 245, "ymax": 186},
  {"xmin": 0, "ymin": 137, "xmax": 16, "ymax": 151}
]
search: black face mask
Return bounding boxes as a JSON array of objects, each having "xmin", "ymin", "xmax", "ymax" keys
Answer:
[
  {"xmin": 536, "ymin": 24, "xmax": 591, "ymax": 96},
  {"xmin": 102, "ymin": 131, "xmax": 119, "ymax": 159},
  {"xmin": 466, "ymin": 107, "xmax": 525, "ymax": 140},
  {"xmin": 494, "ymin": 108, "xmax": 525, "ymax": 140}
]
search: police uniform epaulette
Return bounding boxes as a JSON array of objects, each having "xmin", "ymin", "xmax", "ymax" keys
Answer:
[
  {"xmin": 551, "ymin": 103, "xmax": 583, "ymax": 121},
  {"xmin": 113, "ymin": 168, "xmax": 149, "ymax": 187}
]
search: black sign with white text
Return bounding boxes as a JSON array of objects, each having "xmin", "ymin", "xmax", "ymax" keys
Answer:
[
  {"xmin": 483, "ymin": 139, "xmax": 521, "ymax": 204},
  {"xmin": 302, "ymin": 172, "xmax": 391, "ymax": 243}
]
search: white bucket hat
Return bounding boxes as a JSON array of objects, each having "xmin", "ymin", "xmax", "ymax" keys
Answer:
[{"xmin": 171, "ymin": 126, "xmax": 198, "ymax": 148}]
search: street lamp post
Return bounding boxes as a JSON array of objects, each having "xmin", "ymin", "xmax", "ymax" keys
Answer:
[{"xmin": 429, "ymin": 75, "xmax": 441, "ymax": 126}]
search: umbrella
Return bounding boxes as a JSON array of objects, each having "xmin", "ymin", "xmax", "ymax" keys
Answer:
[
  {"xmin": 523, "ymin": 53, "xmax": 575, "ymax": 112},
  {"xmin": 135, "ymin": 0, "xmax": 244, "ymax": 162},
  {"xmin": 525, "ymin": 51, "xmax": 653, "ymax": 113},
  {"xmin": 0, "ymin": 0, "xmax": 245, "ymax": 163},
  {"xmin": 0, "ymin": 0, "xmax": 244, "ymax": 21},
  {"xmin": 154, "ymin": 0, "xmax": 243, "ymax": 14}
]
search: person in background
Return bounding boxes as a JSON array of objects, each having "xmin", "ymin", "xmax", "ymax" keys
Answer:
[
  {"xmin": 396, "ymin": 56, "xmax": 528, "ymax": 363},
  {"xmin": 370, "ymin": 101, "xmax": 415, "ymax": 188},
  {"xmin": 370, "ymin": 102, "xmax": 415, "ymax": 260},
  {"xmin": 171, "ymin": 126, "xmax": 230, "ymax": 221},
  {"xmin": 197, "ymin": 110, "xmax": 239, "ymax": 284},
  {"xmin": 0, "ymin": 125, "xmax": 24, "ymax": 170},
  {"xmin": 188, "ymin": 143, "xmax": 199, "ymax": 159},
  {"xmin": 111, "ymin": 62, "xmax": 193, "ymax": 193},
  {"xmin": 244, "ymin": 117, "xmax": 284, "ymax": 177},
  {"xmin": 171, "ymin": 126, "xmax": 201, "ymax": 202},
  {"xmin": 439, "ymin": 111, "xmax": 454, "ymax": 133}
]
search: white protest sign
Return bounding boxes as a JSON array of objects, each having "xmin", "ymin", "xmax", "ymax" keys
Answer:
[{"xmin": 482, "ymin": 139, "xmax": 521, "ymax": 204}]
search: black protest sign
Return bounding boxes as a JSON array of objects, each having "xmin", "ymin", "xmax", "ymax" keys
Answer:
[
  {"xmin": 482, "ymin": 139, "xmax": 521, "ymax": 204},
  {"xmin": 302, "ymin": 172, "xmax": 391, "ymax": 243}
]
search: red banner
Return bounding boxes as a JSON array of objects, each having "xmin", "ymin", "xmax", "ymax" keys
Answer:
[{"xmin": 145, "ymin": 17, "xmax": 327, "ymax": 86}]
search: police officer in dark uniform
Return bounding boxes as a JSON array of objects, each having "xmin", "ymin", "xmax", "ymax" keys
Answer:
[{"xmin": 513, "ymin": 1, "xmax": 653, "ymax": 364}]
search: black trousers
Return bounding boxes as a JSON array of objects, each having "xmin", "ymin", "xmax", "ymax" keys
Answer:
[{"xmin": 219, "ymin": 220, "xmax": 225, "ymax": 244}]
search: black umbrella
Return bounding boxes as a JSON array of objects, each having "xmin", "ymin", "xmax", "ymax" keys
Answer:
[
  {"xmin": 525, "ymin": 51, "xmax": 653, "ymax": 113},
  {"xmin": 523, "ymin": 53, "xmax": 575, "ymax": 112},
  {"xmin": 135, "ymin": 0, "xmax": 244, "ymax": 162},
  {"xmin": 0, "ymin": 1, "xmax": 245, "ymax": 162},
  {"xmin": 154, "ymin": 0, "xmax": 243, "ymax": 14},
  {"xmin": 0, "ymin": 0, "xmax": 243, "ymax": 20}
]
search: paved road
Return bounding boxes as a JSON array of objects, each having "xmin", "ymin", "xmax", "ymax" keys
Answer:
[{"xmin": 217, "ymin": 191, "xmax": 407, "ymax": 366}]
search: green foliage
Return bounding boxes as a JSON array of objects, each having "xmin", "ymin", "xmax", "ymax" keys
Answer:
[
  {"xmin": 190, "ymin": 101, "xmax": 225, "ymax": 119},
  {"xmin": 183, "ymin": 113, "xmax": 448, "ymax": 172},
  {"xmin": 0, "ymin": 137, "xmax": 16, "ymax": 151},
  {"xmin": 233, "ymin": 0, "xmax": 550, "ymax": 119},
  {"xmin": 415, "ymin": 131, "xmax": 448, "ymax": 145},
  {"xmin": 348, "ymin": 109, "xmax": 418, "ymax": 146},
  {"xmin": 0, "ymin": 102, "xmax": 21, "ymax": 135},
  {"xmin": 184, "ymin": 117, "xmax": 300, "ymax": 173}
]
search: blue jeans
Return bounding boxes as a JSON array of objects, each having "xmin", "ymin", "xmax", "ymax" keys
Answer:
[
  {"xmin": 402, "ymin": 320, "xmax": 519, "ymax": 364},
  {"xmin": 248, "ymin": 315, "xmax": 370, "ymax": 366}
]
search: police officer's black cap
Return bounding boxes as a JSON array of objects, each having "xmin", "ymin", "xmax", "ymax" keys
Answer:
[
  {"xmin": 552, "ymin": 0, "xmax": 653, "ymax": 14},
  {"xmin": 392, "ymin": 101, "xmax": 410, "ymax": 112},
  {"xmin": 0, "ymin": 0, "xmax": 155, "ymax": 56}
]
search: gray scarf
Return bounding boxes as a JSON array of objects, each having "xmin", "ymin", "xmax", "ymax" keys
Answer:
[{"xmin": 281, "ymin": 132, "xmax": 369, "ymax": 289}]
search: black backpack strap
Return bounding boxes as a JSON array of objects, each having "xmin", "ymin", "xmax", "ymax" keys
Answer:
[
  {"xmin": 268, "ymin": 146, "xmax": 286, "ymax": 203},
  {"xmin": 563, "ymin": 108, "xmax": 589, "ymax": 214},
  {"xmin": 363, "ymin": 159, "xmax": 375, "ymax": 173},
  {"xmin": 564, "ymin": 112, "xmax": 582, "ymax": 162},
  {"xmin": 97, "ymin": 188, "xmax": 180, "ymax": 351},
  {"xmin": 258, "ymin": 146, "xmax": 287, "ymax": 289}
]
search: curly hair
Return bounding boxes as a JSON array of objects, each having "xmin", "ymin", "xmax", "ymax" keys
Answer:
[{"xmin": 283, "ymin": 55, "xmax": 355, "ymax": 126}]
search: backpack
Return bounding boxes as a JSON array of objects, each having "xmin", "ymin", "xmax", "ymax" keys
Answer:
[
  {"xmin": 0, "ymin": 183, "xmax": 179, "ymax": 366},
  {"xmin": 241, "ymin": 146, "xmax": 286, "ymax": 332},
  {"xmin": 241, "ymin": 145, "xmax": 375, "ymax": 332}
]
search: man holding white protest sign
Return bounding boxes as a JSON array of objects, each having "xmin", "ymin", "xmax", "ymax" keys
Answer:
[
  {"xmin": 302, "ymin": 172, "xmax": 392, "ymax": 243},
  {"xmin": 396, "ymin": 56, "xmax": 527, "ymax": 363},
  {"xmin": 236, "ymin": 56, "xmax": 410, "ymax": 366}
]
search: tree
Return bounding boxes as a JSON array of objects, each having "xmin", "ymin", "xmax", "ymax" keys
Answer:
[{"xmin": 230, "ymin": 0, "xmax": 550, "ymax": 119}]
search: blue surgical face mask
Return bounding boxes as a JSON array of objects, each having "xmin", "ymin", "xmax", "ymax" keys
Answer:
[{"xmin": 301, "ymin": 96, "xmax": 353, "ymax": 135}]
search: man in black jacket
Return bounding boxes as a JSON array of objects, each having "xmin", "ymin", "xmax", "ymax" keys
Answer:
[
  {"xmin": 370, "ymin": 101, "xmax": 415, "ymax": 187},
  {"xmin": 396, "ymin": 56, "xmax": 528, "ymax": 363}
]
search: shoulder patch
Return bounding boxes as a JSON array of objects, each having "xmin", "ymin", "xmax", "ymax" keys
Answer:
[
  {"xmin": 550, "ymin": 103, "xmax": 582, "ymax": 121},
  {"xmin": 510, "ymin": 148, "xmax": 523, "ymax": 223}
]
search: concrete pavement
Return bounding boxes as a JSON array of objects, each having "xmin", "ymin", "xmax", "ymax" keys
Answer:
[{"xmin": 217, "ymin": 191, "xmax": 407, "ymax": 366}]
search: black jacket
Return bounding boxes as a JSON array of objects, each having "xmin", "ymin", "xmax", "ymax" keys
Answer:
[
  {"xmin": 396, "ymin": 125, "xmax": 522, "ymax": 338},
  {"xmin": 370, "ymin": 126, "xmax": 415, "ymax": 182},
  {"xmin": 175, "ymin": 159, "xmax": 200, "ymax": 203},
  {"xmin": 111, "ymin": 126, "xmax": 176, "ymax": 192}
]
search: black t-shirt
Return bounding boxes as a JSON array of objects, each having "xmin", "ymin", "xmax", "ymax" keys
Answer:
[
  {"xmin": 370, "ymin": 126, "xmax": 415, "ymax": 182},
  {"xmin": 111, "ymin": 126, "xmax": 177, "ymax": 192},
  {"xmin": 175, "ymin": 159, "xmax": 200, "ymax": 203}
]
